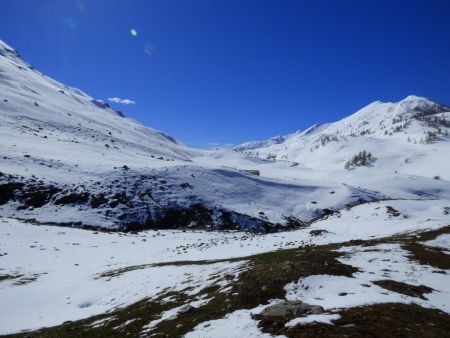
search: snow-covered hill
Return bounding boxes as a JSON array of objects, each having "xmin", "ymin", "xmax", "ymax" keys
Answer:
[
  {"xmin": 235, "ymin": 95, "xmax": 450, "ymax": 177},
  {"xmin": 236, "ymin": 95, "xmax": 449, "ymax": 158},
  {"xmin": 1, "ymin": 38, "xmax": 450, "ymax": 232},
  {"xmin": 0, "ymin": 40, "xmax": 194, "ymax": 164}
]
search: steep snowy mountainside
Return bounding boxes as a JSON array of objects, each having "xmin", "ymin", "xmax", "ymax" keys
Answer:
[{"xmin": 0, "ymin": 40, "xmax": 194, "ymax": 167}]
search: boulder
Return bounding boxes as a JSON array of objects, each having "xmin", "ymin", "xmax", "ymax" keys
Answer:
[{"xmin": 257, "ymin": 301, "xmax": 324, "ymax": 319}]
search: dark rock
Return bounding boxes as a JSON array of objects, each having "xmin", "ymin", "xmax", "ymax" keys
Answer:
[
  {"xmin": 109, "ymin": 191, "xmax": 132, "ymax": 208},
  {"xmin": 256, "ymin": 301, "xmax": 324, "ymax": 319},
  {"xmin": 90, "ymin": 193, "xmax": 108, "ymax": 208},
  {"xmin": 309, "ymin": 229, "xmax": 330, "ymax": 236},
  {"xmin": 55, "ymin": 192, "xmax": 90, "ymax": 205},
  {"xmin": 283, "ymin": 215, "xmax": 308, "ymax": 228},
  {"xmin": 321, "ymin": 208, "xmax": 334, "ymax": 216},
  {"xmin": 386, "ymin": 206, "xmax": 401, "ymax": 217},
  {"xmin": 21, "ymin": 185, "xmax": 60, "ymax": 208},
  {"xmin": 0, "ymin": 182, "xmax": 24, "ymax": 205}
]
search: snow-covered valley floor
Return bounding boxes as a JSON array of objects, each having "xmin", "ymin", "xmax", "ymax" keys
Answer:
[{"xmin": 1, "ymin": 198, "xmax": 449, "ymax": 336}]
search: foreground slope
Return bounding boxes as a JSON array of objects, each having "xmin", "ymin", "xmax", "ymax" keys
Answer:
[{"xmin": 1, "ymin": 211, "xmax": 449, "ymax": 336}]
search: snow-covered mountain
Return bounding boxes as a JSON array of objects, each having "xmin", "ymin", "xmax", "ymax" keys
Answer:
[
  {"xmin": 0, "ymin": 40, "xmax": 194, "ymax": 164},
  {"xmin": 235, "ymin": 123, "xmax": 331, "ymax": 152},
  {"xmin": 235, "ymin": 95, "xmax": 450, "ymax": 173},
  {"xmin": 1, "ymin": 39, "xmax": 450, "ymax": 232}
]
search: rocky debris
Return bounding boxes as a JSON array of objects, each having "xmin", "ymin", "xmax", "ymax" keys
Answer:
[
  {"xmin": 90, "ymin": 193, "xmax": 108, "ymax": 208},
  {"xmin": 20, "ymin": 185, "xmax": 60, "ymax": 208},
  {"xmin": 0, "ymin": 172, "xmax": 307, "ymax": 232},
  {"xmin": 309, "ymin": 229, "xmax": 330, "ymax": 236},
  {"xmin": 255, "ymin": 301, "xmax": 324, "ymax": 319},
  {"xmin": 386, "ymin": 206, "xmax": 401, "ymax": 217},
  {"xmin": 282, "ymin": 216, "xmax": 308, "ymax": 228},
  {"xmin": 108, "ymin": 191, "xmax": 132, "ymax": 208},
  {"xmin": 55, "ymin": 192, "xmax": 90, "ymax": 205},
  {"xmin": 321, "ymin": 208, "xmax": 334, "ymax": 216},
  {"xmin": 0, "ymin": 182, "xmax": 24, "ymax": 204}
]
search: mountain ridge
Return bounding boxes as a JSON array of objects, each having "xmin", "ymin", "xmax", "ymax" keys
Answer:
[{"xmin": 234, "ymin": 95, "xmax": 450, "ymax": 163}]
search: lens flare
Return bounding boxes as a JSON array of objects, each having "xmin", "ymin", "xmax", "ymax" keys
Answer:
[{"xmin": 130, "ymin": 29, "xmax": 138, "ymax": 37}]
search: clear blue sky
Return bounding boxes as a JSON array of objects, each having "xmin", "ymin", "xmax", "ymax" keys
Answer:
[{"xmin": 2, "ymin": 0, "xmax": 450, "ymax": 147}]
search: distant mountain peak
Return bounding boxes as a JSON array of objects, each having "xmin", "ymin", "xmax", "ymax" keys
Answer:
[{"xmin": 235, "ymin": 94, "xmax": 450, "ymax": 158}]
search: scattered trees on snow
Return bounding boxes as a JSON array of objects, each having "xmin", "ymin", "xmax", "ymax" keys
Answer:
[{"xmin": 344, "ymin": 150, "xmax": 373, "ymax": 170}]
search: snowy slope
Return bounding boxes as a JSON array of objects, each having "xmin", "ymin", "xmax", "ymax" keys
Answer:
[
  {"xmin": 0, "ymin": 39, "xmax": 382, "ymax": 231},
  {"xmin": 1, "ymin": 38, "xmax": 450, "ymax": 232},
  {"xmin": 0, "ymin": 40, "xmax": 194, "ymax": 165},
  {"xmin": 235, "ymin": 95, "xmax": 450, "ymax": 170}
]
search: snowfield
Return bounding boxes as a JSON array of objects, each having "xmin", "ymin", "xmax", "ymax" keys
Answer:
[
  {"xmin": 286, "ymin": 243, "xmax": 450, "ymax": 313},
  {"xmin": 1, "ymin": 38, "xmax": 450, "ymax": 336},
  {"xmin": 0, "ymin": 198, "xmax": 449, "ymax": 334}
]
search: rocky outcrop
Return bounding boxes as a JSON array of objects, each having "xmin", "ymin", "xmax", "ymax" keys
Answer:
[
  {"xmin": 255, "ymin": 301, "xmax": 324, "ymax": 319},
  {"xmin": 0, "ymin": 172, "xmax": 285, "ymax": 232}
]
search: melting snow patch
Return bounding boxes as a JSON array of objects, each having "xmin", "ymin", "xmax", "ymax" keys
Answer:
[
  {"xmin": 142, "ymin": 298, "xmax": 210, "ymax": 333},
  {"xmin": 90, "ymin": 316, "xmax": 116, "ymax": 328},
  {"xmin": 285, "ymin": 243, "xmax": 450, "ymax": 313},
  {"xmin": 185, "ymin": 307, "xmax": 285, "ymax": 338},
  {"xmin": 423, "ymin": 234, "xmax": 450, "ymax": 252}
]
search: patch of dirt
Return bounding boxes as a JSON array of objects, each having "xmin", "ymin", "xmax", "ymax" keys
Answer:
[
  {"xmin": 274, "ymin": 303, "xmax": 450, "ymax": 338},
  {"xmin": 402, "ymin": 242, "xmax": 450, "ymax": 270},
  {"xmin": 373, "ymin": 280, "xmax": 434, "ymax": 300}
]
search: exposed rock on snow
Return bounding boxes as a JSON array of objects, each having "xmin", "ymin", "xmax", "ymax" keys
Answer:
[{"xmin": 255, "ymin": 300, "xmax": 324, "ymax": 319}]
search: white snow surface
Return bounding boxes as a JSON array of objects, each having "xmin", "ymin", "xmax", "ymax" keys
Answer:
[
  {"xmin": 423, "ymin": 233, "xmax": 450, "ymax": 252},
  {"xmin": 1, "ymin": 39, "xmax": 450, "ymax": 335},
  {"xmin": 285, "ymin": 243, "xmax": 450, "ymax": 314},
  {"xmin": 185, "ymin": 304, "xmax": 286, "ymax": 338},
  {"xmin": 1, "ymin": 39, "xmax": 450, "ymax": 230},
  {"xmin": 1, "ymin": 197, "xmax": 449, "ymax": 333}
]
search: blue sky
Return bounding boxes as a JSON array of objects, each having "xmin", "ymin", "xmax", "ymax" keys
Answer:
[{"xmin": 2, "ymin": 0, "xmax": 450, "ymax": 147}]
